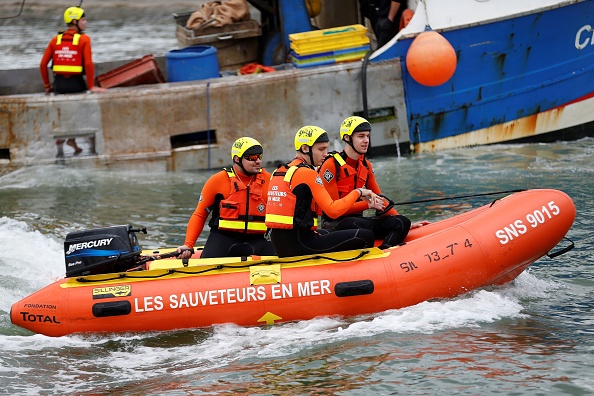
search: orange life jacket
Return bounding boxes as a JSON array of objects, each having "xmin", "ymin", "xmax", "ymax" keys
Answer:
[
  {"xmin": 52, "ymin": 33, "xmax": 84, "ymax": 75},
  {"xmin": 265, "ymin": 159, "xmax": 319, "ymax": 230},
  {"xmin": 209, "ymin": 168, "xmax": 268, "ymax": 234},
  {"xmin": 328, "ymin": 151, "xmax": 370, "ymax": 198}
]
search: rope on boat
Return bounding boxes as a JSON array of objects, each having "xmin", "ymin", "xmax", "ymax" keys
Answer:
[
  {"xmin": 393, "ymin": 189, "xmax": 526, "ymax": 206},
  {"xmin": 74, "ymin": 250, "xmax": 371, "ymax": 282}
]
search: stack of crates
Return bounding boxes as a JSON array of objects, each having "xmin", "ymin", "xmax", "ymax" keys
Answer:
[
  {"xmin": 173, "ymin": 12, "xmax": 262, "ymax": 71},
  {"xmin": 289, "ymin": 24, "xmax": 370, "ymax": 68}
]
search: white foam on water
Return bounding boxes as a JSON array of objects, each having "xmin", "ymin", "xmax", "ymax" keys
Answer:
[
  {"xmin": 0, "ymin": 218, "xmax": 64, "ymax": 310},
  {"xmin": 0, "ymin": 165, "xmax": 98, "ymax": 190}
]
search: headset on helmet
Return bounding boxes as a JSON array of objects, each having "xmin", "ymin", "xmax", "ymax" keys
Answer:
[
  {"xmin": 294, "ymin": 126, "xmax": 329, "ymax": 151},
  {"xmin": 231, "ymin": 137, "xmax": 263, "ymax": 161},
  {"xmin": 339, "ymin": 116, "xmax": 371, "ymax": 140},
  {"xmin": 64, "ymin": 7, "xmax": 85, "ymax": 24}
]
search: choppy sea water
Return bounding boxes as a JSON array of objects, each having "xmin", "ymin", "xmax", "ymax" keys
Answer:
[{"xmin": 0, "ymin": 139, "xmax": 593, "ymax": 394}]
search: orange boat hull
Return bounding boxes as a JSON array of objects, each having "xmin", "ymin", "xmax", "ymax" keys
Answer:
[{"xmin": 11, "ymin": 189, "xmax": 576, "ymax": 336}]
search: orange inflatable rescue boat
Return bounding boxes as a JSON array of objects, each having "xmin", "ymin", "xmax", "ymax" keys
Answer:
[{"xmin": 11, "ymin": 189, "xmax": 576, "ymax": 337}]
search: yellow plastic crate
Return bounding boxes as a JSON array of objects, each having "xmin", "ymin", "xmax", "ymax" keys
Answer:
[
  {"xmin": 291, "ymin": 45, "xmax": 370, "ymax": 68},
  {"xmin": 289, "ymin": 24, "xmax": 369, "ymax": 56}
]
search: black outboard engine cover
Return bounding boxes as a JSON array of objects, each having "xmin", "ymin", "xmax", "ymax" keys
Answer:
[{"xmin": 64, "ymin": 225, "xmax": 144, "ymax": 277}]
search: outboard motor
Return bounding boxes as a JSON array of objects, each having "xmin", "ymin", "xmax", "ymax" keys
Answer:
[{"xmin": 64, "ymin": 225, "xmax": 146, "ymax": 277}]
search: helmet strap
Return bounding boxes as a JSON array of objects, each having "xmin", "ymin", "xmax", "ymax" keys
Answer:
[
  {"xmin": 234, "ymin": 157, "xmax": 247, "ymax": 175},
  {"xmin": 298, "ymin": 146, "xmax": 315, "ymax": 166},
  {"xmin": 344, "ymin": 136, "xmax": 364, "ymax": 156},
  {"xmin": 308, "ymin": 150, "xmax": 315, "ymax": 166},
  {"xmin": 234, "ymin": 157, "xmax": 256, "ymax": 176}
]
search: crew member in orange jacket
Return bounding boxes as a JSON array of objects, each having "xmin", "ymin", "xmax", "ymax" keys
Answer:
[
  {"xmin": 318, "ymin": 116, "xmax": 427, "ymax": 249},
  {"xmin": 177, "ymin": 137, "xmax": 276, "ymax": 259},
  {"xmin": 265, "ymin": 126, "xmax": 382, "ymax": 257},
  {"xmin": 40, "ymin": 6, "xmax": 106, "ymax": 154}
]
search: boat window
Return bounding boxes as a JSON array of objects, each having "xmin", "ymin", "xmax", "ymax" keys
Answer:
[{"xmin": 171, "ymin": 130, "xmax": 217, "ymax": 149}]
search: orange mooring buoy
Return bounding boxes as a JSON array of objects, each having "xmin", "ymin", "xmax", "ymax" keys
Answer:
[{"xmin": 406, "ymin": 30, "xmax": 457, "ymax": 86}]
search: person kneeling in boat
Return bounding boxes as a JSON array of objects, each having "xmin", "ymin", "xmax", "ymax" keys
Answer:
[
  {"xmin": 265, "ymin": 126, "xmax": 379, "ymax": 258},
  {"xmin": 177, "ymin": 137, "xmax": 276, "ymax": 259},
  {"xmin": 318, "ymin": 116, "xmax": 428, "ymax": 249}
]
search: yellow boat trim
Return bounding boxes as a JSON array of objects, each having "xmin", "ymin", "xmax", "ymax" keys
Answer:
[{"xmin": 60, "ymin": 247, "xmax": 388, "ymax": 288}]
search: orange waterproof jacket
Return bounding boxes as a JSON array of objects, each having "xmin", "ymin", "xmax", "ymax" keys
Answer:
[
  {"xmin": 318, "ymin": 151, "xmax": 398, "ymax": 216},
  {"xmin": 40, "ymin": 29, "xmax": 97, "ymax": 89},
  {"xmin": 265, "ymin": 158, "xmax": 362, "ymax": 229},
  {"xmin": 184, "ymin": 166, "xmax": 272, "ymax": 248}
]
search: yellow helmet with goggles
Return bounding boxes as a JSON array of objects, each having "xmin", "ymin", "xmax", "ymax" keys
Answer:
[
  {"xmin": 339, "ymin": 116, "xmax": 371, "ymax": 140},
  {"xmin": 294, "ymin": 126, "xmax": 329, "ymax": 151},
  {"xmin": 64, "ymin": 6, "xmax": 85, "ymax": 24},
  {"xmin": 231, "ymin": 137, "xmax": 263, "ymax": 161}
]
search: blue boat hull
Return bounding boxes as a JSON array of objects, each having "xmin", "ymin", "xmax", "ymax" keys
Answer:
[{"xmin": 380, "ymin": 1, "xmax": 594, "ymax": 149}]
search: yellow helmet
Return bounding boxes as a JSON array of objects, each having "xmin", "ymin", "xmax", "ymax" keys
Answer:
[
  {"xmin": 294, "ymin": 126, "xmax": 329, "ymax": 151},
  {"xmin": 231, "ymin": 137, "xmax": 263, "ymax": 160},
  {"xmin": 64, "ymin": 7, "xmax": 85, "ymax": 24},
  {"xmin": 339, "ymin": 116, "xmax": 371, "ymax": 140}
]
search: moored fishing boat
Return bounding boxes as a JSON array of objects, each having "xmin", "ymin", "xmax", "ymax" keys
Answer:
[
  {"xmin": 10, "ymin": 189, "xmax": 576, "ymax": 337},
  {"xmin": 1, "ymin": 1, "xmax": 594, "ymax": 170}
]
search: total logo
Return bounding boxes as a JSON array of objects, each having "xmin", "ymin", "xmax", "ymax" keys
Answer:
[{"xmin": 18, "ymin": 312, "xmax": 61, "ymax": 324}]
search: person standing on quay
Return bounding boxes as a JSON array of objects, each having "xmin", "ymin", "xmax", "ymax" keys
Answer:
[{"xmin": 39, "ymin": 6, "xmax": 107, "ymax": 155}]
